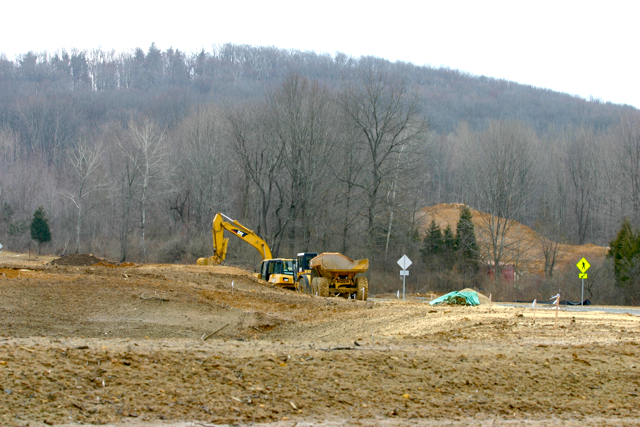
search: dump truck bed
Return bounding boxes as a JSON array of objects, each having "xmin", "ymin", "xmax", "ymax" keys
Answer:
[{"xmin": 309, "ymin": 252, "xmax": 369, "ymax": 276}]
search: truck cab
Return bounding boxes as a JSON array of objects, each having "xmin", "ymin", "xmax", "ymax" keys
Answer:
[{"xmin": 293, "ymin": 252, "xmax": 318, "ymax": 293}]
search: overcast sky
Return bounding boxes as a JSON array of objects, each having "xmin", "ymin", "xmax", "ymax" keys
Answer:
[{"xmin": 3, "ymin": 1, "xmax": 638, "ymax": 108}]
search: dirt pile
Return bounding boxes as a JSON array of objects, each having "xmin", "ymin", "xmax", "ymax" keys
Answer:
[
  {"xmin": 417, "ymin": 203, "xmax": 609, "ymax": 275},
  {"xmin": 460, "ymin": 287, "xmax": 491, "ymax": 304},
  {"xmin": 48, "ymin": 254, "xmax": 135, "ymax": 268},
  {"xmin": 50, "ymin": 254, "xmax": 105, "ymax": 266}
]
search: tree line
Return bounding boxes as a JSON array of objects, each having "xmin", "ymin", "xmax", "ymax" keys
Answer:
[{"xmin": 1, "ymin": 43, "xmax": 640, "ymax": 300}]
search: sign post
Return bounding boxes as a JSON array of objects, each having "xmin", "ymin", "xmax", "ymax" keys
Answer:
[
  {"xmin": 576, "ymin": 257, "xmax": 590, "ymax": 305},
  {"xmin": 397, "ymin": 255, "xmax": 412, "ymax": 300}
]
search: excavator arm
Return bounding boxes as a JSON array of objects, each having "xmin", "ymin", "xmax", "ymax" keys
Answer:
[{"xmin": 197, "ymin": 213, "xmax": 273, "ymax": 265}]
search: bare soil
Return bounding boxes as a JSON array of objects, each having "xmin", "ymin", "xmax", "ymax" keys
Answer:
[
  {"xmin": 1, "ymin": 251, "xmax": 640, "ymax": 427},
  {"xmin": 49, "ymin": 255, "xmax": 105, "ymax": 267}
]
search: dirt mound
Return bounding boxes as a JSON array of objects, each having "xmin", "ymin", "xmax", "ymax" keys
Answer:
[
  {"xmin": 460, "ymin": 287, "xmax": 491, "ymax": 304},
  {"xmin": 418, "ymin": 203, "xmax": 608, "ymax": 275},
  {"xmin": 50, "ymin": 254, "xmax": 104, "ymax": 266},
  {"xmin": 92, "ymin": 260, "xmax": 116, "ymax": 267},
  {"xmin": 91, "ymin": 260, "xmax": 137, "ymax": 268}
]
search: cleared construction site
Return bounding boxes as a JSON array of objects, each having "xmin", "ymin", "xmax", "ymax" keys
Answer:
[{"xmin": 1, "ymin": 249, "xmax": 640, "ymax": 427}]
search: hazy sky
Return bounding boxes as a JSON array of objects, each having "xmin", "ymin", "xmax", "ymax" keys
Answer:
[{"xmin": 3, "ymin": 1, "xmax": 637, "ymax": 108}]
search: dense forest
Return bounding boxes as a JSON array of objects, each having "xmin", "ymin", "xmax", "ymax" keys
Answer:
[{"xmin": 1, "ymin": 43, "xmax": 639, "ymax": 299}]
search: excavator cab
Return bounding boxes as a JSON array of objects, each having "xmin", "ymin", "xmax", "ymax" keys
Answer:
[
  {"xmin": 261, "ymin": 259, "xmax": 292, "ymax": 280},
  {"xmin": 260, "ymin": 259, "xmax": 295, "ymax": 289}
]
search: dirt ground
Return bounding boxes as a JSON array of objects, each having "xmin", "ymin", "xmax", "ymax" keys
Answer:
[{"xmin": 1, "ymin": 251, "xmax": 640, "ymax": 427}]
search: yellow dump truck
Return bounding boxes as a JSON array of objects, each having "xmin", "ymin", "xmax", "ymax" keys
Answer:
[{"xmin": 297, "ymin": 252, "xmax": 369, "ymax": 300}]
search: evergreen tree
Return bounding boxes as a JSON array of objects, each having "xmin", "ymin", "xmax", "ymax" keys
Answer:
[
  {"xmin": 422, "ymin": 219, "xmax": 447, "ymax": 271},
  {"xmin": 442, "ymin": 224, "xmax": 456, "ymax": 270},
  {"xmin": 455, "ymin": 205, "xmax": 479, "ymax": 279},
  {"xmin": 607, "ymin": 219, "xmax": 640, "ymax": 304},
  {"xmin": 421, "ymin": 219, "xmax": 444, "ymax": 261},
  {"xmin": 443, "ymin": 225, "xmax": 456, "ymax": 252},
  {"xmin": 608, "ymin": 219, "xmax": 640, "ymax": 284},
  {"xmin": 30, "ymin": 206, "xmax": 51, "ymax": 254}
]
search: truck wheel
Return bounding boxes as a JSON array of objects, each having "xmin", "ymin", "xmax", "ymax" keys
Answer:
[
  {"xmin": 317, "ymin": 277, "xmax": 330, "ymax": 297},
  {"xmin": 355, "ymin": 277, "xmax": 368, "ymax": 301},
  {"xmin": 300, "ymin": 276, "xmax": 311, "ymax": 294},
  {"xmin": 312, "ymin": 277, "xmax": 329, "ymax": 297}
]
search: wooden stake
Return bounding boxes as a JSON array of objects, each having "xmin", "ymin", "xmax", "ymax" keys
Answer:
[
  {"xmin": 549, "ymin": 293, "xmax": 560, "ymax": 330},
  {"xmin": 554, "ymin": 294, "xmax": 560, "ymax": 330}
]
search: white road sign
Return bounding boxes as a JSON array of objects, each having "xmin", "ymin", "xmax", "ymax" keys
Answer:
[
  {"xmin": 397, "ymin": 255, "xmax": 412, "ymax": 301},
  {"xmin": 397, "ymin": 255, "xmax": 412, "ymax": 270}
]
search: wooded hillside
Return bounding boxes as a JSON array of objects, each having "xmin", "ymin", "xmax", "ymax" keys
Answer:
[{"xmin": 1, "ymin": 43, "xmax": 638, "ymax": 294}]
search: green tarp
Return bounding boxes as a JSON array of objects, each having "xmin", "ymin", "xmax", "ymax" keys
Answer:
[{"xmin": 429, "ymin": 290, "xmax": 480, "ymax": 306}]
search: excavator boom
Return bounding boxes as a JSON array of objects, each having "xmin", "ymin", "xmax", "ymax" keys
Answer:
[{"xmin": 198, "ymin": 213, "xmax": 273, "ymax": 265}]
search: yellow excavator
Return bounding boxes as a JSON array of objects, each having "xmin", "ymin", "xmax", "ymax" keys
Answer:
[{"xmin": 197, "ymin": 213, "xmax": 295, "ymax": 289}]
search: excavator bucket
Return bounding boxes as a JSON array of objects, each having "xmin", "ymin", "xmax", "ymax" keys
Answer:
[{"xmin": 197, "ymin": 256, "xmax": 221, "ymax": 265}]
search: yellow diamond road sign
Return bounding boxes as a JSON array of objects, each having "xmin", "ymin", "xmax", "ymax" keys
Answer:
[{"xmin": 577, "ymin": 257, "xmax": 590, "ymax": 273}]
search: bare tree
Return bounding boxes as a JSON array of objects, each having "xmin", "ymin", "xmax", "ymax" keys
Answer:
[
  {"xmin": 615, "ymin": 112, "xmax": 640, "ymax": 227},
  {"xmin": 331, "ymin": 126, "xmax": 366, "ymax": 255},
  {"xmin": 532, "ymin": 194, "xmax": 569, "ymax": 279},
  {"xmin": 111, "ymin": 124, "xmax": 140, "ymax": 262},
  {"xmin": 446, "ymin": 122, "xmax": 477, "ymax": 204},
  {"xmin": 264, "ymin": 74, "xmax": 337, "ymax": 252},
  {"xmin": 0, "ymin": 127, "xmax": 19, "ymax": 163},
  {"xmin": 539, "ymin": 234, "xmax": 566, "ymax": 278},
  {"xmin": 16, "ymin": 95, "xmax": 78, "ymax": 165},
  {"xmin": 65, "ymin": 139, "xmax": 107, "ymax": 254},
  {"xmin": 470, "ymin": 120, "xmax": 538, "ymax": 279},
  {"xmin": 226, "ymin": 104, "xmax": 288, "ymax": 255},
  {"xmin": 171, "ymin": 104, "xmax": 230, "ymax": 231},
  {"xmin": 125, "ymin": 118, "xmax": 167, "ymax": 261},
  {"xmin": 339, "ymin": 66, "xmax": 429, "ymax": 264},
  {"xmin": 561, "ymin": 125, "xmax": 601, "ymax": 244}
]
